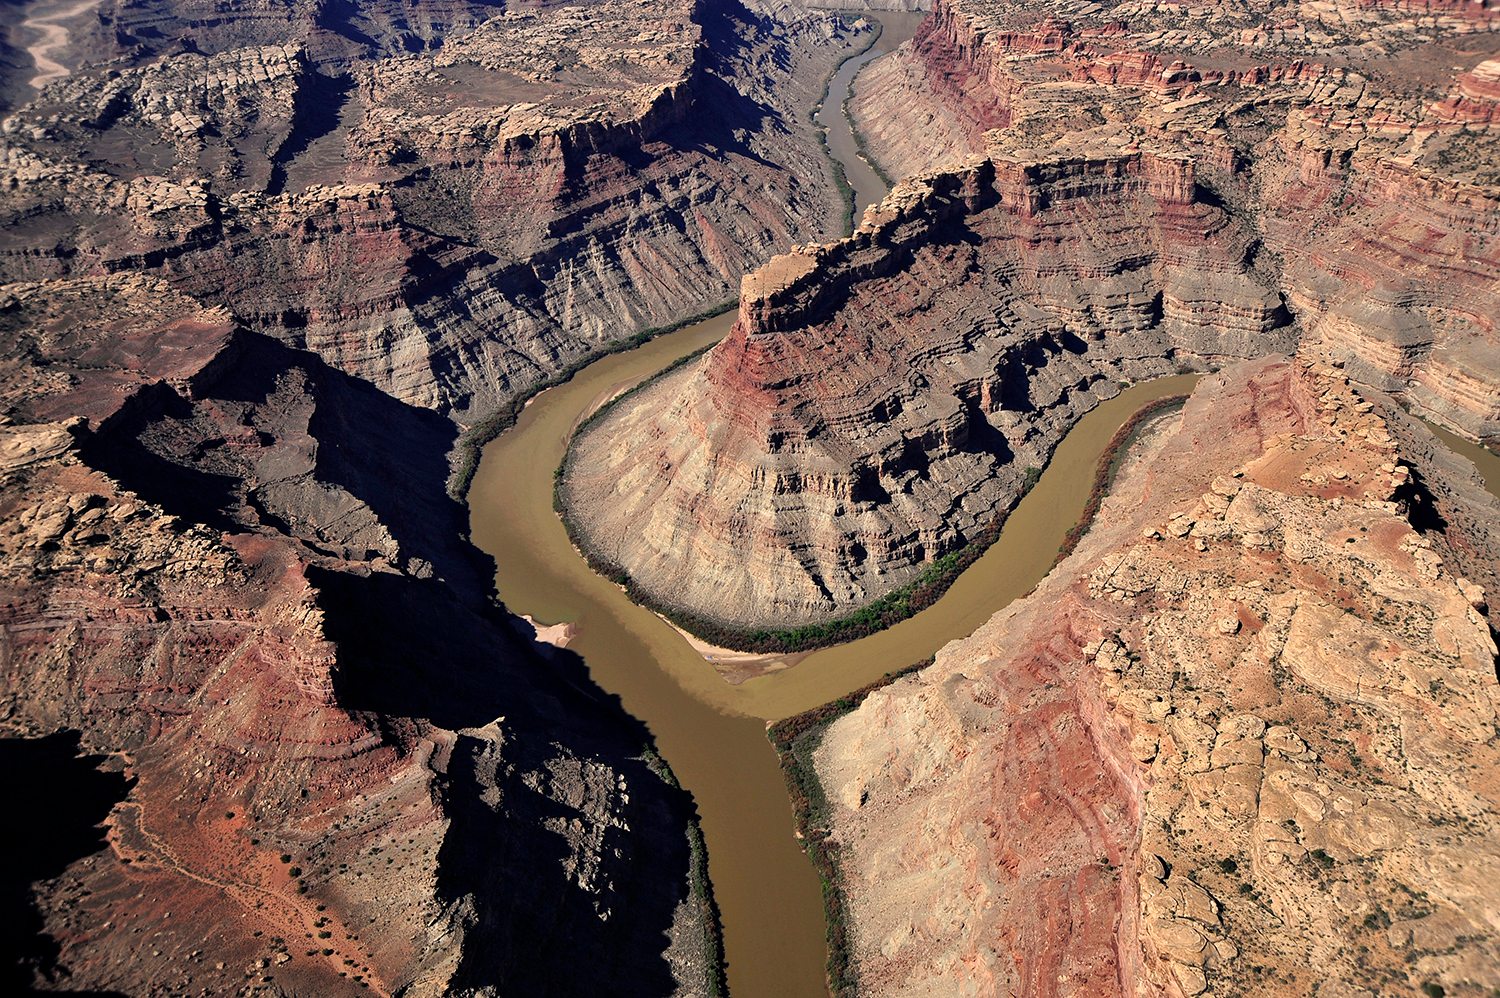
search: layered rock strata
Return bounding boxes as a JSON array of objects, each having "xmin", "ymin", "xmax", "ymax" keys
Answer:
[
  {"xmin": 564, "ymin": 138, "xmax": 1293, "ymax": 627},
  {"xmin": 0, "ymin": 276, "xmax": 718, "ymax": 995},
  {"xmin": 0, "ymin": 0, "xmax": 887, "ymax": 988},
  {"xmin": 0, "ymin": 0, "xmax": 865, "ymax": 418},
  {"xmin": 814, "ymin": 357, "xmax": 1500, "ymax": 997},
  {"xmin": 565, "ymin": 0, "xmax": 1500, "ymax": 629},
  {"xmin": 848, "ymin": 0, "xmax": 1500, "ymax": 437}
]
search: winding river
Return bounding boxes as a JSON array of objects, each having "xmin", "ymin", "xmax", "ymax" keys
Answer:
[
  {"xmin": 463, "ymin": 10, "xmax": 1500, "ymax": 994},
  {"xmin": 467, "ymin": 11, "xmax": 1204, "ymax": 996},
  {"xmin": 469, "ymin": 323, "xmax": 1201, "ymax": 995},
  {"xmin": 816, "ymin": 11, "xmax": 929, "ymax": 217}
]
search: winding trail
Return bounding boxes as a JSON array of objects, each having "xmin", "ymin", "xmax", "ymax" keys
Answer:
[{"xmin": 20, "ymin": 0, "xmax": 100, "ymax": 90}]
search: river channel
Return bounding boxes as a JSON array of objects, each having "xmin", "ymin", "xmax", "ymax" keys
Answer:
[
  {"xmin": 469, "ymin": 327, "xmax": 1201, "ymax": 995},
  {"xmin": 464, "ymin": 9, "xmax": 1500, "ymax": 991},
  {"xmin": 816, "ymin": 10, "xmax": 929, "ymax": 218},
  {"xmin": 464, "ymin": 11, "xmax": 1214, "ymax": 996}
]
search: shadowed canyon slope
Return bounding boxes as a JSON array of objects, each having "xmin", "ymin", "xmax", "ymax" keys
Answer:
[
  {"xmin": 812, "ymin": 357, "xmax": 1500, "ymax": 997},
  {"xmin": 562, "ymin": 0, "xmax": 1500, "ymax": 629},
  {"xmin": 0, "ymin": 0, "xmax": 879, "ymax": 992},
  {"xmin": 0, "ymin": 277, "xmax": 718, "ymax": 995}
]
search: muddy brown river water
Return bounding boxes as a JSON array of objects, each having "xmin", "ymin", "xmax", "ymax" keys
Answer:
[
  {"xmin": 468, "ymin": 316, "xmax": 1202, "ymax": 994},
  {"xmin": 465, "ymin": 13, "xmax": 1500, "ymax": 988},
  {"xmin": 464, "ymin": 12, "xmax": 1216, "ymax": 996}
]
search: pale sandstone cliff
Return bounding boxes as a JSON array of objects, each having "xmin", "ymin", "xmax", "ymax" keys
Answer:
[{"xmin": 812, "ymin": 356, "xmax": 1500, "ymax": 997}]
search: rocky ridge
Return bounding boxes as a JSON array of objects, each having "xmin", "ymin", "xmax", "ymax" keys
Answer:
[
  {"xmin": 0, "ymin": 0, "xmax": 866, "ymax": 418},
  {"xmin": 564, "ymin": 133, "xmax": 1294, "ymax": 628},
  {"xmin": 813, "ymin": 356, "xmax": 1500, "ymax": 997},
  {"xmin": 0, "ymin": 0, "xmax": 895, "ymax": 989},
  {"xmin": 0, "ymin": 275, "xmax": 718, "ymax": 995},
  {"xmin": 562, "ymin": 0, "xmax": 1499, "ymax": 629},
  {"xmin": 849, "ymin": 0, "xmax": 1500, "ymax": 434}
]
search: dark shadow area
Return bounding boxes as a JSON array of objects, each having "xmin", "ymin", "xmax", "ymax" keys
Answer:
[
  {"xmin": 1393, "ymin": 464, "xmax": 1449, "ymax": 535},
  {"xmin": 266, "ymin": 70, "xmax": 355, "ymax": 196},
  {"xmin": 1193, "ymin": 181, "xmax": 1228, "ymax": 210},
  {"xmin": 79, "ymin": 381, "xmax": 244, "ymax": 534},
  {"xmin": 82, "ymin": 331, "xmax": 487, "ymax": 592},
  {"xmin": 77, "ymin": 324, "xmax": 706, "ymax": 993},
  {"xmin": 313, "ymin": 566, "xmax": 695, "ymax": 996},
  {"xmin": 957, "ymin": 390, "xmax": 1015, "ymax": 464},
  {"xmin": 0, "ymin": 732, "xmax": 133, "ymax": 996},
  {"xmin": 0, "ymin": 7, "xmax": 35, "ymax": 115}
]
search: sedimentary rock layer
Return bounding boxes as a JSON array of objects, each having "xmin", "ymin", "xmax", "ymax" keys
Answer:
[
  {"xmin": 564, "ymin": 139, "xmax": 1293, "ymax": 627},
  {"xmin": 0, "ymin": 0, "xmax": 880, "ymax": 988},
  {"xmin": 0, "ymin": 0, "xmax": 862, "ymax": 418},
  {"xmin": 0, "ymin": 276, "xmax": 716, "ymax": 996},
  {"xmin": 814, "ymin": 356, "xmax": 1500, "ymax": 997},
  {"xmin": 565, "ymin": 0, "xmax": 1500, "ymax": 629},
  {"xmin": 848, "ymin": 0, "xmax": 1500, "ymax": 435}
]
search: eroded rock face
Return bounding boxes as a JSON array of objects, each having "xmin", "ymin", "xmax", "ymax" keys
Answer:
[
  {"xmin": 0, "ymin": 0, "xmax": 864, "ymax": 417},
  {"xmin": 564, "ymin": 0, "xmax": 1499, "ymax": 629},
  {"xmin": 0, "ymin": 281, "xmax": 713, "ymax": 993},
  {"xmin": 0, "ymin": 0, "xmax": 879, "ymax": 989},
  {"xmin": 564, "ymin": 140, "xmax": 1293, "ymax": 627},
  {"xmin": 813, "ymin": 357, "xmax": 1500, "ymax": 997},
  {"xmin": 849, "ymin": 0, "xmax": 1500, "ymax": 436}
]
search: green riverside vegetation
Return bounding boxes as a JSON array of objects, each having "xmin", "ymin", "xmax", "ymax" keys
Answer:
[
  {"xmin": 1054, "ymin": 394, "xmax": 1190, "ymax": 566},
  {"xmin": 759, "ymin": 394, "xmax": 1191, "ymax": 995},
  {"xmin": 642, "ymin": 745, "xmax": 727, "ymax": 997},
  {"xmin": 558, "ymin": 392, "xmax": 1191, "ymax": 655},
  {"xmin": 557, "ymin": 452, "xmax": 1043, "ymax": 654},
  {"xmin": 450, "ymin": 300, "xmax": 736, "ymax": 501},
  {"xmin": 767, "ymin": 658, "xmax": 932, "ymax": 997}
]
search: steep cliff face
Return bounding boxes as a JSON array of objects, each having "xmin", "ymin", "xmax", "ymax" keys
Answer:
[
  {"xmin": 563, "ymin": 139, "xmax": 1293, "ymax": 627},
  {"xmin": 0, "ymin": 0, "xmax": 865, "ymax": 417},
  {"xmin": 562, "ymin": 0, "xmax": 1499, "ymax": 630},
  {"xmin": 0, "ymin": 0, "xmax": 879, "ymax": 988},
  {"xmin": 0, "ymin": 276, "xmax": 716, "ymax": 996},
  {"xmin": 847, "ymin": 0, "xmax": 1500, "ymax": 437},
  {"xmin": 813, "ymin": 357, "xmax": 1500, "ymax": 997}
]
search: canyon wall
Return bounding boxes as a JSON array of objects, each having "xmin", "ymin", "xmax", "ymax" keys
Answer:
[
  {"xmin": 564, "ymin": 138, "xmax": 1292, "ymax": 628},
  {"xmin": 847, "ymin": 0, "xmax": 1500, "ymax": 437},
  {"xmin": 0, "ymin": 275, "xmax": 719, "ymax": 995},
  {"xmin": 0, "ymin": 0, "xmax": 864, "ymax": 419},
  {"xmin": 0, "ymin": 0, "xmax": 875, "ymax": 990},
  {"xmin": 814, "ymin": 356, "xmax": 1500, "ymax": 997},
  {"xmin": 564, "ymin": 0, "xmax": 1499, "ymax": 630}
]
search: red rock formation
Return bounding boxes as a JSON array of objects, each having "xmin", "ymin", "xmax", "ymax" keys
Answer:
[
  {"xmin": 0, "ymin": 276, "xmax": 716, "ymax": 994},
  {"xmin": 562, "ymin": 0, "xmax": 1500, "ymax": 632},
  {"xmin": 0, "ymin": 0, "xmax": 867, "ymax": 417},
  {"xmin": 847, "ymin": 0, "xmax": 1500, "ymax": 440},
  {"xmin": 563, "ymin": 137, "xmax": 1292, "ymax": 627},
  {"xmin": 814, "ymin": 357, "xmax": 1500, "ymax": 997}
]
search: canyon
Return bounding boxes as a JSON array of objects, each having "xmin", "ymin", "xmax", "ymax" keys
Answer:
[
  {"xmin": 562, "ymin": 0, "xmax": 1500, "ymax": 631},
  {"xmin": 810, "ymin": 356, "xmax": 1500, "ymax": 997},
  {"xmin": 1, "ymin": 0, "xmax": 1497, "ymax": 995},
  {"xmin": 0, "ymin": 0, "xmax": 879, "ymax": 993},
  {"xmin": 0, "ymin": 0, "xmax": 864, "ymax": 418}
]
